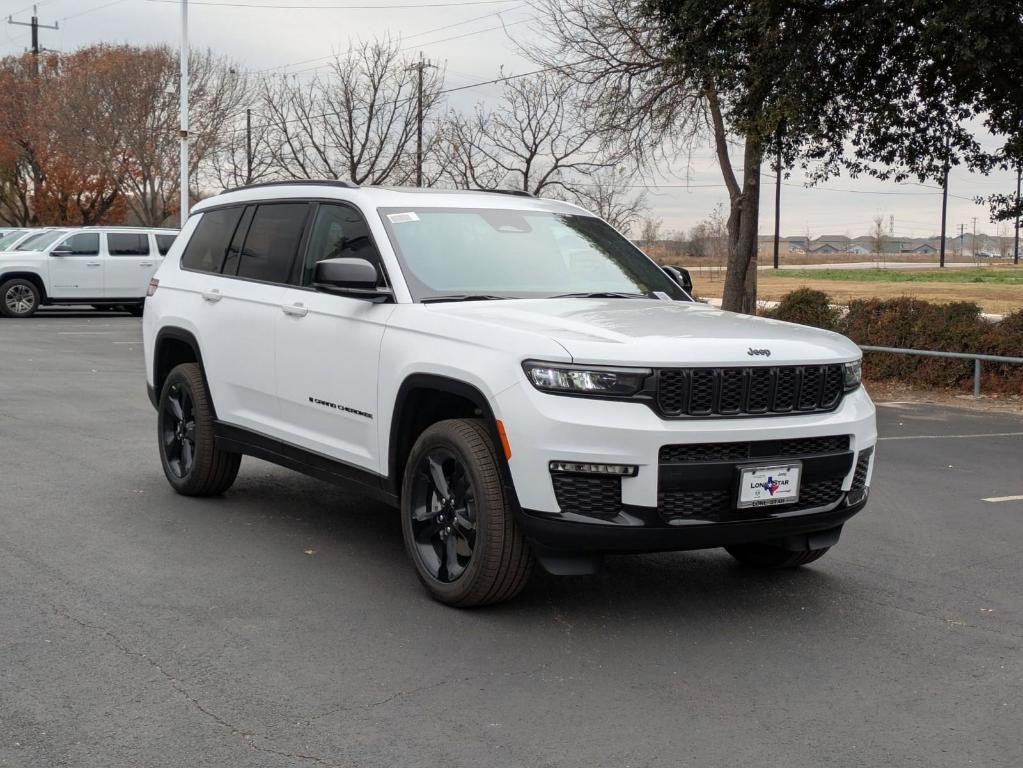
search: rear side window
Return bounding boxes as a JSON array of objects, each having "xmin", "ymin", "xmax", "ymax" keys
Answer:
[
  {"xmin": 236, "ymin": 203, "xmax": 309, "ymax": 284},
  {"xmin": 181, "ymin": 207, "xmax": 244, "ymax": 273},
  {"xmin": 155, "ymin": 234, "xmax": 177, "ymax": 255},
  {"xmin": 107, "ymin": 233, "xmax": 150, "ymax": 256},
  {"xmin": 61, "ymin": 232, "xmax": 100, "ymax": 255},
  {"xmin": 301, "ymin": 203, "xmax": 381, "ymax": 286}
]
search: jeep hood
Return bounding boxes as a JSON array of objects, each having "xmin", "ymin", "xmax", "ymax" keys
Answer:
[{"xmin": 425, "ymin": 298, "xmax": 860, "ymax": 366}]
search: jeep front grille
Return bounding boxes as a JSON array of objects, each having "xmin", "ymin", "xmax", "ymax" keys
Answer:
[{"xmin": 654, "ymin": 365, "xmax": 845, "ymax": 418}]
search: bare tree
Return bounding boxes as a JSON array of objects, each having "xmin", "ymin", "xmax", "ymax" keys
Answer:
[
  {"xmin": 639, "ymin": 216, "xmax": 662, "ymax": 243},
  {"xmin": 261, "ymin": 40, "xmax": 442, "ymax": 185},
  {"xmin": 570, "ymin": 168, "xmax": 647, "ymax": 234},
  {"xmin": 870, "ymin": 214, "xmax": 888, "ymax": 265},
  {"xmin": 441, "ymin": 71, "xmax": 623, "ymax": 196}
]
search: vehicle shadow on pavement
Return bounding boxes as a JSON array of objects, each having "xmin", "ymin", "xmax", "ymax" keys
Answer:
[{"xmin": 203, "ymin": 465, "xmax": 843, "ymax": 626}]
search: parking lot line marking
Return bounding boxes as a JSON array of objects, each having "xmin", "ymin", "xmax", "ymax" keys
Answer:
[
  {"xmin": 982, "ymin": 495, "xmax": 1023, "ymax": 503},
  {"xmin": 879, "ymin": 431, "xmax": 1023, "ymax": 441},
  {"xmin": 57, "ymin": 331, "xmax": 126, "ymax": 335}
]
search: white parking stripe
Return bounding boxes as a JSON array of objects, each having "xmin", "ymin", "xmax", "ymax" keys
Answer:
[
  {"xmin": 982, "ymin": 495, "xmax": 1023, "ymax": 503},
  {"xmin": 879, "ymin": 432, "xmax": 1023, "ymax": 441}
]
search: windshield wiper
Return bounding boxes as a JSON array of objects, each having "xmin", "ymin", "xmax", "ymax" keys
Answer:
[
  {"xmin": 550, "ymin": 291, "xmax": 651, "ymax": 299},
  {"xmin": 420, "ymin": 294, "xmax": 510, "ymax": 304}
]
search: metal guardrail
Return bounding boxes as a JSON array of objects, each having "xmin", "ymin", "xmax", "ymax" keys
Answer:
[{"xmin": 859, "ymin": 345, "xmax": 1023, "ymax": 397}]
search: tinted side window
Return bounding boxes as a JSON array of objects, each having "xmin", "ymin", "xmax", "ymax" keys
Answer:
[
  {"xmin": 155, "ymin": 234, "xmax": 177, "ymax": 255},
  {"xmin": 236, "ymin": 203, "xmax": 309, "ymax": 284},
  {"xmin": 61, "ymin": 233, "xmax": 100, "ymax": 256},
  {"xmin": 107, "ymin": 233, "xmax": 150, "ymax": 256},
  {"xmin": 302, "ymin": 204, "xmax": 381, "ymax": 286},
  {"xmin": 181, "ymin": 207, "xmax": 244, "ymax": 273}
]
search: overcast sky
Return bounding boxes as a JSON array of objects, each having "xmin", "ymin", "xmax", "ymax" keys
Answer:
[{"xmin": 3, "ymin": 0, "xmax": 1019, "ymax": 239}]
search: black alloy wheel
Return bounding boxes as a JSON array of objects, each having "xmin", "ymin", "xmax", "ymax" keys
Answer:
[
  {"xmin": 400, "ymin": 419, "xmax": 533, "ymax": 606},
  {"xmin": 161, "ymin": 381, "xmax": 196, "ymax": 479},
  {"xmin": 409, "ymin": 448, "xmax": 478, "ymax": 583}
]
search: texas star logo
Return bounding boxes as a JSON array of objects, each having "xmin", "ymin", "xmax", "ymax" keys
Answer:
[{"xmin": 759, "ymin": 477, "xmax": 782, "ymax": 496}]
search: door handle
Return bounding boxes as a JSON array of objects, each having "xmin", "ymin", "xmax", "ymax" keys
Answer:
[
  {"xmin": 86, "ymin": 262, "xmax": 101, "ymax": 268},
  {"xmin": 281, "ymin": 302, "xmax": 308, "ymax": 317},
  {"xmin": 201, "ymin": 289, "xmax": 222, "ymax": 303}
]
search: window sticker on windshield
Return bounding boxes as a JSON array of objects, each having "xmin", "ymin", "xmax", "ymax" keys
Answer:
[{"xmin": 387, "ymin": 212, "xmax": 419, "ymax": 224}]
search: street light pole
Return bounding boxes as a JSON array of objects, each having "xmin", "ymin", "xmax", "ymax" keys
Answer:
[
  {"xmin": 1015, "ymin": 163, "xmax": 1020, "ymax": 266},
  {"xmin": 180, "ymin": 0, "xmax": 189, "ymax": 227}
]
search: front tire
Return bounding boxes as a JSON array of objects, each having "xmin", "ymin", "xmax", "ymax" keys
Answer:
[
  {"xmin": 400, "ymin": 419, "xmax": 533, "ymax": 607},
  {"xmin": 158, "ymin": 363, "xmax": 240, "ymax": 496},
  {"xmin": 725, "ymin": 542, "xmax": 830, "ymax": 569},
  {"xmin": 0, "ymin": 278, "xmax": 41, "ymax": 318}
]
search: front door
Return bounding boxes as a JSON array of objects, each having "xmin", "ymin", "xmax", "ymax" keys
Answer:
[
  {"xmin": 274, "ymin": 202, "xmax": 394, "ymax": 472},
  {"xmin": 105, "ymin": 232, "xmax": 157, "ymax": 299},
  {"xmin": 47, "ymin": 232, "xmax": 103, "ymax": 299}
]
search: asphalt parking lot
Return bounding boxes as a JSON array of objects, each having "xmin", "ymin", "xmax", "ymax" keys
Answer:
[{"xmin": 1, "ymin": 312, "xmax": 1021, "ymax": 768}]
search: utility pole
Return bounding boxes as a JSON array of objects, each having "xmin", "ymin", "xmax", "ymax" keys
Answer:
[
  {"xmin": 8, "ymin": 5, "xmax": 58, "ymax": 72},
  {"xmin": 409, "ymin": 54, "xmax": 436, "ymax": 187},
  {"xmin": 971, "ymin": 216, "xmax": 977, "ymax": 261},
  {"xmin": 773, "ymin": 125, "xmax": 782, "ymax": 269},
  {"xmin": 246, "ymin": 108, "xmax": 253, "ymax": 185},
  {"xmin": 959, "ymin": 223, "xmax": 965, "ymax": 260},
  {"xmin": 180, "ymin": 0, "xmax": 189, "ymax": 226},
  {"xmin": 939, "ymin": 157, "xmax": 949, "ymax": 268},
  {"xmin": 1014, "ymin": 163, "xmax": 1020, "ymax": 266}
]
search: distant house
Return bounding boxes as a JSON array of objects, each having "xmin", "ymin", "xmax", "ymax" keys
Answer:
[
  {"xmin": 848, "ymin": 245, "xmax": 871, "ymax": 255},
  {"xmin": 809, "ymin": 235, "xmax": 851, "ymax": 254},
  {"xmin": 905, "ymin": 243, "xmax": 937, "ymax": 254}
]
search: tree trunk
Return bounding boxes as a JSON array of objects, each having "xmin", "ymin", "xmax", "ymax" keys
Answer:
[
  {"xmin": 720, "ymin": 139, "xmax": 762, "ymax": 313},
  {"xmin": 707, "ymin": 88, "xmax": 763, "ymax": 314}
]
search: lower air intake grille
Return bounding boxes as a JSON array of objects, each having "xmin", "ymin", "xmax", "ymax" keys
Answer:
[
  {"xmin": 851, "ymin": 447, "xmax": 873, "ymax": 491},
  {"xmin": 552, "ymin": 474, "xmax": 622, "ymax": 519},
  {"xmin": 659, "ymin": 478, "xmax": 844, "ymax": 523},
  {"xmin": 659, "ymin": 435, "xmax": 850, "ymax": 464}
]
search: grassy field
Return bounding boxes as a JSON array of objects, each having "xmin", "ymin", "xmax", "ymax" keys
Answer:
[
  {"xmin": 697, "ymin": 265, "xmax": 1023, "ymax": 314},
  {"xmin": 772, "ymin": 267, "xmax": 1023, "ymax": 285}
]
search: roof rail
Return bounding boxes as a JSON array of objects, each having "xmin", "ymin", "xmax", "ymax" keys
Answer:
[
  {"xmin": 472, "ymin": 188, "xmax": 535, "ymax": 198},
  {"xmin": 220, "ymin": 179, "xmax": 359, "ymax": 195}
]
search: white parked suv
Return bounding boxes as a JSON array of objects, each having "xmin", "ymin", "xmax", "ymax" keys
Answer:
[
  {"xmin": 142, "ymin": 182, "xmax": 877, "ymax": 606},
  {"xmin": 0, "ymin": 226, "xmax": 178, "ymax": 318}
]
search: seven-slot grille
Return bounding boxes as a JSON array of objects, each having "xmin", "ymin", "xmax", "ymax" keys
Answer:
[
  {"xmin": 655, "ymin": 365, "xmax": 845, "ymax": 417},
  {"xmin": 659, "ymin": 435, "xmax": 850, "ymax": 464}
]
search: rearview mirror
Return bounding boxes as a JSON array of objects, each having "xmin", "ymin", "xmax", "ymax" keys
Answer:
[
  {"xmin": 50, "ymin": 247, "xmax": 72, "ymax": 257},
  {"xmin": 313, "ymin": 258, "xmax": 392, "ymax": 299},
  {"xmin": 662, "ymin": 265, "xmax": 693, "ymax": 294}
]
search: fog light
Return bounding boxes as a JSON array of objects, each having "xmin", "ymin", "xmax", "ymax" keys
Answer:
[{"xmin": 549, "ymin": 461, "xmax": 638, "ymax": 476}]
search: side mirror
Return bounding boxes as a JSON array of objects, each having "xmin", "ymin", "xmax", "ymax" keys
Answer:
[
  {"xmin": 662, "ymin": 265, "xmax": 693, "ymax": 294},
  {"xmin": 50, "ymin": 247, "xmax": 72, "ymax": 257},
  {"xmin": 313, "ymin": 257, "xmax": 392, "ymax": 299}
]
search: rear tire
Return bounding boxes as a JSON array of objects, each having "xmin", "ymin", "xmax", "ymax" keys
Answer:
[
  {"xmin": 400, "ymin": 419, "xmax": 533, "ymax": 607},
  {"xmin": 725, "ymin": 542, "xmax": 830, "ymax": 569},
  {"xmin": 158, "ymin": 362, "xmax": 240, "ymax": 496},
  {"xmin": 0, "ymin": 278, "xmax": 41, "ymax": 318}
]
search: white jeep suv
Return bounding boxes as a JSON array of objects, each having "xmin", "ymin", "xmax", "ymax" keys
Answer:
[
  {"xmin": 143, "ymin": 181, "xmax": 876, "ymax": 606},
  {"xmin": 0, "ymin": 226, "xmax": 178, "ymax": 318}
]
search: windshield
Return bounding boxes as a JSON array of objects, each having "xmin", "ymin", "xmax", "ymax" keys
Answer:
[
  {"xmin": 0, "ymin": 230, "xmax": 26, "ymax": 250},
  {"xmin": 16, "ymin": 230, "xmax": 65, "ymax": 251},
  {"xmin": 378, "ymin": 208, "xmax": 688, "ymax": 302}
]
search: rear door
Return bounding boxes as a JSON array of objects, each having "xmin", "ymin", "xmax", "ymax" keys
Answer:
[
  {"xmin": 47, "ymin": 232, "xmax": 103, "ymax": 299},
  {"xmin": 188, "ymin": 202, "xmax": 311, "ymax": 438},
  {"xmin": 104, "ymin": 232, "xmax": 156, "ymax": 298}
]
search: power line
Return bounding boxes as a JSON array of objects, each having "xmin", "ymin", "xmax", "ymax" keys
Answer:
[
  {"xmin": 145, "ymin": 0, "xmax": 518, "ymax": 9},
  {"xmin": 60, "ymin": 0, "xmax": 128, "ymax": 21}
]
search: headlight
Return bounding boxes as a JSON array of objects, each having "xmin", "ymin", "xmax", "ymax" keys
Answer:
[
  {"xmin": 843, "ymin": 359, "xmax": 862, "ymax": 391},
  {"xmin": 522, "ymin": 361, "xmax": 651, "ymax": 397}
]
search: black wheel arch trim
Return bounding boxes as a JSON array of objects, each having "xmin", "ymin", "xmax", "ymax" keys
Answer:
[
  {"xmin": 0, "ymin": 271, "xmax": 48, "ymax": 302},
  {"xmin": 387, "ymin": 373, "xmax": 519, "ymax": 507},
  {"xmin": 152, "ymin": 327, "xmax": 212, "ymax": 415}
]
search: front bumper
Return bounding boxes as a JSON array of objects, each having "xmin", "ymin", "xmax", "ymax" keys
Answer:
[{"xmin": 493, "ymin": 382, "xmax": 876, "ymax": 553}]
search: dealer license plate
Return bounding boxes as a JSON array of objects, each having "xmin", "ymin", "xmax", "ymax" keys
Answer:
[{"xmin": 736, "ymin": 464, "xmax": 801, "ymax": 508}]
